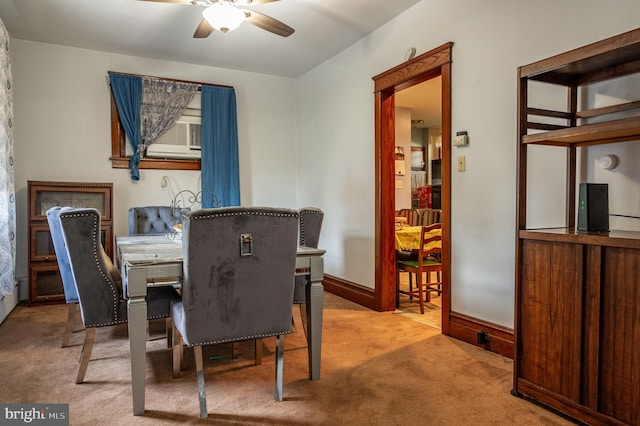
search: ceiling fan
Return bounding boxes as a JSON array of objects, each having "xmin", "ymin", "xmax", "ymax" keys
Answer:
[{"xmin": 139, "ymin": 0, "xmax": 295, "ymax": 38}]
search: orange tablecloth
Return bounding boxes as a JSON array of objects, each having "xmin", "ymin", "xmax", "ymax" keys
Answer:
[{"xmin": 394, "ymin": 225, "xmax": 441, "ymax": 252}]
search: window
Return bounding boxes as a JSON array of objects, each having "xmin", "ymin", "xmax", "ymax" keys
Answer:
[
  {"xmin": 110, "ymin": 73, "xmax": 205, "ymax": 171},
  {"xmin": 141, "ymin": 94, "xmax": 202, "ymax": 160}
]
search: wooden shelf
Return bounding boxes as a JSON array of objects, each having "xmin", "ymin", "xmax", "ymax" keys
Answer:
[
  {"xmin": 514, "ymin": 28, "xmax": 640, "ymax": 426},
  {"xmin": 522, "ymin": 116, "xmax": 640, "ymax": 146},
  {"xmin": 519, "ymin": 227, "xmax": 640, "ymax": 248},
  {"xmin": 519, "ymin": 28, "xmax": 640, "ymax": 83}
]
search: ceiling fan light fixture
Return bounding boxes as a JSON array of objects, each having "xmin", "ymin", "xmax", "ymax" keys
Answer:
[{"xmin": 202, "ymin": 2, "xmax": 246, "ymax": 33}]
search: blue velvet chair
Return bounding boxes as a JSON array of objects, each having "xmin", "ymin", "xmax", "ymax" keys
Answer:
[
  {"xmin": 128, "ymin": 206, "xmax": 189, "ymax": 234},
  {"xmin": 171, "ymin": 207, "xmax": 299, "ymax": 418},
  {"xmin": 46, "ymin": 206, "xmax": 82, "ymax": 348},
  {"xmin": 51, "ymin": 207, "xmax": 181, "ymax": 384}
]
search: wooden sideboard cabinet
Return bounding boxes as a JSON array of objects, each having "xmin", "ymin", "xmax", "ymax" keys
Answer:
[
  {"xmin": 513, "ymin": 29, "xmax": 640, "ymax": 425},
  {"xmin": 27, "ymin": 180, "xmax": 113, "ymax": 305}
]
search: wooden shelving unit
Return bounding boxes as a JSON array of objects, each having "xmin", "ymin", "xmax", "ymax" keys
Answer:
[
  {"xmin": 513, "ymin": 28, "xmax": 640, "ymax": 426},
  {"xmin": 27, "ymin": 181, "xmax": 113, "ymax": 305}
]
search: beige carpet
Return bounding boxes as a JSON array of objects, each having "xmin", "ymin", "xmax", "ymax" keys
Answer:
[
  {"xmin": 394, "ymin": 271, "xmax": 442, "ymax": 329},
  {"xmin": 0, "ymin": 292, "xmax": 576, "ymax": 425}
]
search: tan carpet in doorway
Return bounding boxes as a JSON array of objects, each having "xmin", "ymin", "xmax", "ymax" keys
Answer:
[
  {"xmin": 394, "ymin": 271, "xmax": 442, "ymax": 329},
  {"xmin": 0, "ymin": 292, "xmax": 575, "ymax": 425}
]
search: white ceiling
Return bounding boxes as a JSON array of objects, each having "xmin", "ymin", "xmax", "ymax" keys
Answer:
[
  {"xmin": 395, "ymin": 76, "xmax": 442, "ymax": 128},
  {"xmin": 0, "ymin": 0, "xmax": 421, "ymax": 78}
]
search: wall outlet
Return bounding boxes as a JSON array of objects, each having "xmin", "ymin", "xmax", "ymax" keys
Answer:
[{"xmin": 477, "ymin": 330, "xmax": 490, "ymax": 344}]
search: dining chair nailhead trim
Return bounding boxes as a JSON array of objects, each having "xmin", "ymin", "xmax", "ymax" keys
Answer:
[
  {"xmin": 299, "ymin": 208, "xmax": 323, "ymax": 245},
  {"xmin": 190, "ymin": 210, "xmax": 299, "ymax": 220},
  {"xmin": 86, "ymin": 320, "xmax": 128, "ymax": 328},
  {"xmin": 183, "ymin": 330, "xmax": 292, "ymax": 348}
]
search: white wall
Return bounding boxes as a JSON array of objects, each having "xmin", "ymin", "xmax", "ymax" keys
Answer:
[
  {"xmin": 295, "ymin": 0, "xmax": 640, "ymax": 327},
  {"xmin": 12, "ymin": 40, "xmax": 298, "ymax": 284},
  {"xmin": 395, "ymin": 108, "xmax": 412, "ymax": 209}
]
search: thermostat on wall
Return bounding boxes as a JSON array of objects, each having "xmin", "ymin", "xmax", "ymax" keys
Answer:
[{"xmin": 453, "ymin": 131, "xmax": 468, "ymax": 146}]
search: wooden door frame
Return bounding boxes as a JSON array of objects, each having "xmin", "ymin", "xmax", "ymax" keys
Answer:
[{"xmin": 372, "ymin": 42, "xmax": 452, "ymax": 334}]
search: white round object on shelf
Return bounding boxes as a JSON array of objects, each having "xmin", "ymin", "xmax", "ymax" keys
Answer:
[{"xmin": 599, "ymin": 155, "xmax": 618, "ymax": 170}]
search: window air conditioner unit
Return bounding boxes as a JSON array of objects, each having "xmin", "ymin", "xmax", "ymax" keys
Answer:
[
  {"xmin": 145, "ymin": 93, "xmax": 202, "ymax": 160},
  {"xmin": 145, "ymin": 119, "xmax": 201, "ymax": 160}
]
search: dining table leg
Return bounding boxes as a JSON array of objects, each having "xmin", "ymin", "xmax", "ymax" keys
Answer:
[
  {"xmin": 125, "ymin": 267, "xmax": 148, "ymax": 416},
  {"xmin": 305, "ymin": 256, "xmax": 324, "ymax": 380}
]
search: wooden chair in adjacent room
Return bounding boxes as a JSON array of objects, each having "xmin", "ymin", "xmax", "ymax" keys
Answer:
[
  {"xmin": 417, "ymin": 208, "xmax": 442, "ymax": 227},
  {"xmin": 396, "ymin": 223, "xmax": 443, "ymax": 314},
  {"xmin": 395, "ymin": 208, "xmax": 441, "ymax": 306},
  {"xmin": 397, "ymin": 208, "xmax": 420, "ymax": 226}
]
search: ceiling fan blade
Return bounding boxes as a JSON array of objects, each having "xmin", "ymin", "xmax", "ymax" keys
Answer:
[
  {"xmin": 138, "ymin": 0, "xmax": 194, "ymax": 4},
  {"xmin": 237, "ymin": 0, "xmax": 281, "ymax": 4},
  {"xmin": 244, "ymin": 10, "xmax": 294, "ymax": 37},
  {"xmin": 193, "ymin": 19, "xmax": 215, "ymax": 38}
]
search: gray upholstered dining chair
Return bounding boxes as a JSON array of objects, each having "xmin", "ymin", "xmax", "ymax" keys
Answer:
[
  {"xmin": 52, "ymin": 207, "xmax": 181, "ymax": 384},
  {"xmin": 292, "ymin": 207, "xmax": 324, "ymax": 339},
  {"xmin": 171, "ymin": 207, "xmax": 299, "ymax": 419},
  {"xmin": 128, "ymin": 206, "xmax": 189, "ymax": 234},
  {"xmin": 46, "ymin": 206, "xmax": 82, "ymax": 348}
]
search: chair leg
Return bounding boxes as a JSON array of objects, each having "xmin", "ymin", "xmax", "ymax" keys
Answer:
[
  {"xmin": 172, "ymin": 324, "xmax": 183, "ymax": 379},
  {"xmin": 275, "ymin": 335, "xmax": 284, "ymax": 401},
  {"xmin": 395, "ymin": 261, "xmax": 400, "ymax": 309},
  {"xmin": 409, "ymin": 273, "xmax": 414, "ymax": 300},
  {"xmin": 76, "ymin": 328, "xmax": 96, "ymax": 384},
  {"xmin": 255, "ymin": 339, "xmax": 263, "ymax": 365},
  {"xmin": 194, "ymin": 345, "xmax": 208, "ymax": 419},
  {"xmin": 426, "ymin": 272, "xmax": 431, "ymax": 303},
  {"xmin": 61, "ymin": 303, "xmax": 79, "ymax": 348},
  {"xmin": 417, "ymin": 272, "xmax": 425, "ymax": 314}
]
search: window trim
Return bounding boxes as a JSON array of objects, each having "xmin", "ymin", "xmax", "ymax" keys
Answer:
[{"xmin": 108, "ymin": 71, "xmax": 232, "ymax": 171}]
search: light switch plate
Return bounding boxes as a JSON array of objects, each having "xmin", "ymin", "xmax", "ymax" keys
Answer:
[{"xmin": 457, "ymin": 156, "xmax": 466, "ymax": 172}]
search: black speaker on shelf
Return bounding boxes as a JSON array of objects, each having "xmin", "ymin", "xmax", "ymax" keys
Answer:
[{"xmin": 577, "ymin": 183, "xmax": 609, "ymax": 232}]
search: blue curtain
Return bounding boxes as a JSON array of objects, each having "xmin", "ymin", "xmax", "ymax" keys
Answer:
[
  {"xmin": 201, "ymin": 86, "xmax": 240, "ymax": 207},
  {"xmin": 109, "ymin": 74, "xmax": 142, "ymax": 180}
]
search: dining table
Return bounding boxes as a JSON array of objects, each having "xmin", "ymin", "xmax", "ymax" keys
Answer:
[
  {"xmin": 116, "ymin": 233, "xmax": 326, "ymax": 416},
  {"xmin": 394, "ymin": 225, "xmax": 441, "ymax": 252}
]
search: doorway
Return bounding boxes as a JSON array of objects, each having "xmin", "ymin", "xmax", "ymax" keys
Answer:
[
  {"xmin": 372, "ymin": 43, "xmax": 452, "ymax": 334},
  {"xmin": 395, "ymin": 78, "xmax": 443, "ymax": 326}
]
